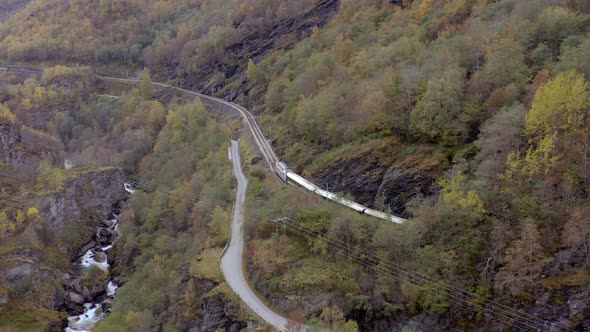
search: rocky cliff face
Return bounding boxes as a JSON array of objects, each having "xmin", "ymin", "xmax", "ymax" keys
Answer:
[
  {"xmin": 0, "ymin": 124, "xmax": 50, "ymax": 178},
  {"xmin": 182, "ymin": 0, "xmax": 340, "ymax": 97},
  {"xmin": 0, "ymin": 131, "xmax": 127, "ymax": 330},
  {"xmin": 36, "ymin": 169, "xmax": 126, "ymax": 247},
  {"xmin": 311, "ymin": 149, "xmax": 440, "ymax": 217},
  {"xmin": 0, "ymin": 166, "xmax": 126, "ymax": 296},
  {"xmin": 0, "ymin": 125, "xmax": 32, "ymax": 168}
]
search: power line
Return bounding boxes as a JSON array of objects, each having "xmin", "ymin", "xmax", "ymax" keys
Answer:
[
  {"xmin": 273, "ymin": 218, "xmax": 567, "ymax": 332},
  {"xmin": 0, "ymin": 125, "xmax": 571, "ymax": 331}
]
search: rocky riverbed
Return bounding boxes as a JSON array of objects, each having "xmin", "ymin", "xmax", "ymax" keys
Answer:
[
  {"xmin": 62, "ymin": 183, "xmax": 134, "ymax": 332},
  {"xmin": 63, "ymin": 209, "xmax": 120, "ymax": 332}
]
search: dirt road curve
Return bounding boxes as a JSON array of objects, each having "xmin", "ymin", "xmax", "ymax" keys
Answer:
[{"xmin": 221, "ymin": 140, "xmax": 290, "ymax": 331}]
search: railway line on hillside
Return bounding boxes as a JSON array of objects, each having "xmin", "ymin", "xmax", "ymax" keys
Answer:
[{"xmin": 0, "ymin": 65, "xmax": 405, "ymax": 223}]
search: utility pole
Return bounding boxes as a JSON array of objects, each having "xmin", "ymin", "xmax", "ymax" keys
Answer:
[
  {"xmin": 276, "ymin": 221, "xmax": 280, "ymax": 258},
  {"xmin": 272, "ymin": 218, "xmax": 290, "ymax": 258}
]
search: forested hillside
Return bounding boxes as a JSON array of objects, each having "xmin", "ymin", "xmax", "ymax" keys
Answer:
[
  {"xmin": 1, "ymin": 0, "xmax": 590, "ymax": 331},
  {"xmin": 0, "ymin": 66, "xmax": 253, "ymax": 331}
]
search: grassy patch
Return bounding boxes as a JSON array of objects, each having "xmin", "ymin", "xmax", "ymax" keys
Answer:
[
  {"xmin": 189, "ymin": 248, "xmax": 223, "ymax": 282},
  {"xmin": 0, "ymin": 307, "xmax": 64, "ymax": 332},
  {"xmin": 275, "ymin": 257, "xmax": 361, "ymax": 294},
  {"xmin": 303, "ymin": 138, "xmax": 401, "ymax": 176},
  {"xmin": 207, "ymin": 282, "xmax": 237, "ymax": 302},
  {"xmin": 394, "ymin": 144, "xmax": 446, "ymax": 174},
  {"xmin": 209, "ymin": 207, "xmax": 230, "ymax": 248},
  {"xmin": 63, "ymin": 166, "xmax": 116, "ymax": 179},
  {"xmin": 539, "ymin": 268, "xmax": 590, "ymax": 290}
]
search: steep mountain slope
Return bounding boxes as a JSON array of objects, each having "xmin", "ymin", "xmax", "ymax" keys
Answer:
[
  {"xmin": 0, "ymin": 0, "xmax": 30, "ymax": 22},
  {"xmin": 0, "ymin": 68, "xmax": 253, "ymax": 331},
  {"xmin": 1, "ymin": 0, "xmax": 590, "ymax": 331}
]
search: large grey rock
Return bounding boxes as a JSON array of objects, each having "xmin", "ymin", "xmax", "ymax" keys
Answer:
[
  {"xmin": 102, "ymin": 298, "xmax": 113, "ymax": 312},
  {"xmin": 94, "ymin": 251, "xmax": 107, "ymax": 263},
  {"xmin": 568, "ymin": 289, "xmax": 589, "ymax": 317},
  {"xmin": 76, "ymin": 241, "xmax": 95, "ymax": 257},
  {"xmin": 68, "ymin": 292, "xmax": 84, "ymax": 304},
  {"xmin": 4, "ymin": 263, "xmax": 33, "ymax": 284},
  {"xmin": 96, "ymin": 228, "xmax": 113, "ymax": 245}
]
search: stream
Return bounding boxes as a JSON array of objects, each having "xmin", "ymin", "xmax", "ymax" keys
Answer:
[{"xmin": 63, "ymin": 182, "xmax": 135, "ymax": 332}]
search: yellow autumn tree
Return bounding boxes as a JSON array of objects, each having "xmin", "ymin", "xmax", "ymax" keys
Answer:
[
  {"xmin": 524, "ymin": 70, "xmax": 589, "ymax": 182},
  {"xmin": 440, "ymin": 173, "xmax": 486, "ymax": 224},
  {"xmin": 0, "ymin": 104, "xmax": 16, "ymax": 124},
  {"xmin": 27, "ymin": 207, "xmax": 41, "ymax": 223},
  {"xmin": 15, "ymin": 210, "xmax": 25, "ymax": 227},
  {"xmin": 0, "ymin": 211, "xmax": 8, "ymax": 235}
]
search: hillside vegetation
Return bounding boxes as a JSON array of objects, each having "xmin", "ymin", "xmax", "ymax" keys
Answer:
[
  {"xmin": 0, "ymin": 67, "xmax": 252, "ymax": 331},
  {"xmin": 1, "ymin": 0, "xmax": 590, "ymax": 331}
]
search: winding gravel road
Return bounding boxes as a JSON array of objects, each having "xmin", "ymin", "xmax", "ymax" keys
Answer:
[{"xmin": 221, "ymin": 140, "xmax": 290, "ymax": 331}]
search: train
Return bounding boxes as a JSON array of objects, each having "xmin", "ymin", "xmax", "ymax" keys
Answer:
[
  {"xmin": 2, "ymin": 64, "xmax": 406, "ymax": 224},
  {"xmin": 274, "ymin": 162, "xmax": 406, "ymax": 224}
]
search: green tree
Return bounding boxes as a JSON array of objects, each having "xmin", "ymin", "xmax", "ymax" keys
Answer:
[
  {"xmin": 15, "ymin": 210, "xmax": 25, "ymax": 227},
  {"xmin": 139, "ymin": 68, "xmax": 153, "ymax": 100},
  {"xmin": 36, "ymin": 160, "xmax": 65, "ymax": 192},
  {"xmin": 246, "ymin": 59, "xmax": 258, "ymax": 83},
  {"xmin": 531, "ymin": 43, "xmax": 551, "ymax": 73},
  {"xmin": 409, "ymin": 68, "xmax": 465, "ymax": 143},
  {"xmin": 342, "ymin": 320, "xmax": 359, "ymax": 332},
  {"xmin": 482, "ymin": 38, "xmax": 529, "ymax": 91},
  {"xmin": 533, "ymin": 7, "xmax": 589, "ymax": 53},
  {"xmin": 557, "ymin": 34, "xmax": 590, "ymax": 79},
  {"xmin": 401, "ymin": 280, "xmax": 449, "ymax": 315},
  {"xmin": 297, "ymin": 210, "xmax": 331, "ymax": 233},
  {"xmin": 320, "ymin": 305, "xmax": 345, "ymax": 329}
]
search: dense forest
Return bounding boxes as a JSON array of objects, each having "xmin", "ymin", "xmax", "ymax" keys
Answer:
[{"xmin": 1, "ymin": 0, "xmax": 590, "ymax": 331}]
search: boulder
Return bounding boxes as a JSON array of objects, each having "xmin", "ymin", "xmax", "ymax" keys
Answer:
[
  {"xmin": 82, "ymin": 287, "xmax": 90, "ymax": 300},
  {"xmin": 76, "ymin": 241, "xmax": 96, "ymax": 258},
  {"xmin": 68, "ymin": 279, "xmax": 83, "ymax": 294},
  {"xmin": 568, "ymin": 289, "xmax": 589, "ymax": 317},
  {"xmin": 101, "ymin": 219, "xmax": 114, "ymax": 228},
  {"xmin": 45, "ymin": 319, "xmax": 67, "ymax": 332},
  {"xmin": 102, "ymin": 298, "xmax": 113, "ymax": 312},
  {"xmin": 68, "ymin": 292, "xmax": 84, "ymax": 304},
  {"xmin": 4, "ymin": 263, "xmax": 33, "ymax": 284},
  {"xmin": 89, "ymin": 285, "xmax": 106, "ymax": 301},
  {"xmin": 94, "ymin": 252, "xmax": 107, "ymax": 263}
]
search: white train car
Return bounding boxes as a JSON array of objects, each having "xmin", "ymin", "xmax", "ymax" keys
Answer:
[
  {"xmin": 365, "ymin": 208, "xmax": 405, "ymax": 224},
  {"xmin": 338, "ymin": 197, "xmax": 369, "ymax": 214},
  {"xmin": 274, "ymin": 162, "xmax": 289, "ymax": 182},
  {"xmin": 282, "ymin": 167, "xmax": 407, "ymax": 223},
  {"xmin": 324, "ymin": 192, "xmax": 368, "ymax": 213},
  {"xmin": 286, "ymin": 172, "xmax": 319, "ymax": 192}
]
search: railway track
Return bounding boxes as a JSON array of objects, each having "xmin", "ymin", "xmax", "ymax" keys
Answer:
[{"xmin": 1, "ymin": 65, "xmax": 406, "ymax": 223}]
